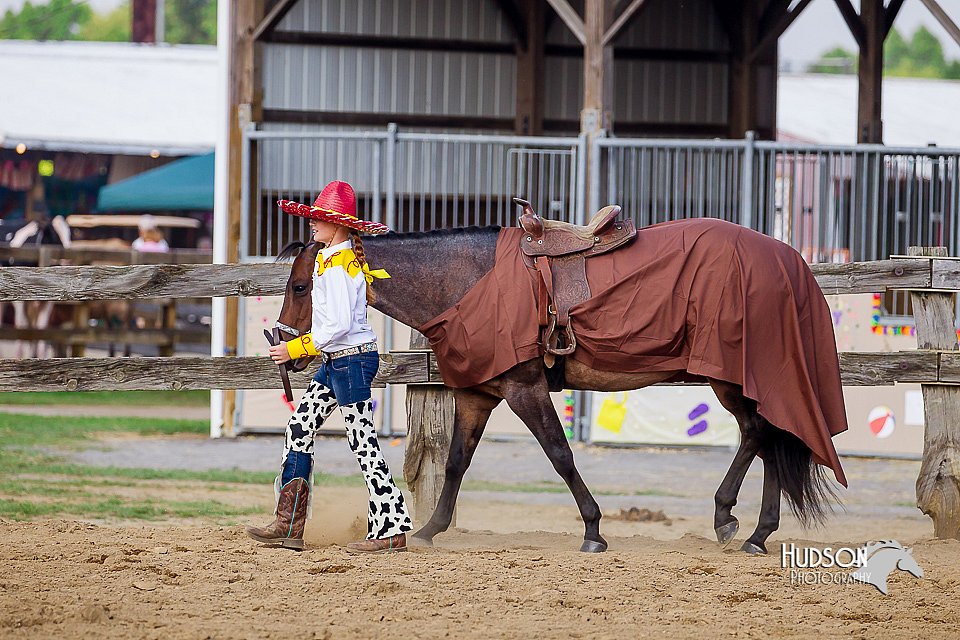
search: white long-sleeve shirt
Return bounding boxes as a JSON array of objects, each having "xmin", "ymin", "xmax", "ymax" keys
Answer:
[{"xmin": 286, "ymin": 239, "xmax": 378, "ymax": 358}]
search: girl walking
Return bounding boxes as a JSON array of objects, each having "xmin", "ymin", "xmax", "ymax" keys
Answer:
[{"xmin": 246, "ymin": 180, "xmax": 412, "ymax": 553}]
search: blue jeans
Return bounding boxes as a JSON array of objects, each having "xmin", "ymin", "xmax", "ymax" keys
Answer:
[
  {"xmin": 313, "ymin": 351, "xmax": 380, "ymax": 406},
  {"xmin": 281, "ymin": 351, "xmax": 380, "ymax": 485}
]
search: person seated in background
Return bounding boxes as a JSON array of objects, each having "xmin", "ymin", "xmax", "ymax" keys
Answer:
[{"xmin": 132, "ymin": 214, "xmax": 170, "ymax": 253}]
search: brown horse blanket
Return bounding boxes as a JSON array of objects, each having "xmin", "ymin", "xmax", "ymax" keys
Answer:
[{"xmin": 419, "ymin": 218, "xmax": 848, "ymax": 486}]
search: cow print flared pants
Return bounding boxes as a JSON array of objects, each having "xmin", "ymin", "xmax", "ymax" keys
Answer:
[{"xmin": 282, "ymin": 378, "xmax": 413, "ymax": 540}]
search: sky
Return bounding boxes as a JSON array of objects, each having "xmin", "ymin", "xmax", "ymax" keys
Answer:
[{"xmin": 0, "ymin": 0, "xmax": 958, "ymax": 70}]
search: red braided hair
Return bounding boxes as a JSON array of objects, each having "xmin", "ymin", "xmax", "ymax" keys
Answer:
[{"xmin": 350, "ymin": 229, "xmax": 375, "ymax": 304}]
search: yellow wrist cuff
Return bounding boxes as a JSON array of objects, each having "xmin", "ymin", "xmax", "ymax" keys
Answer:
[{"xmin": 286, "ymin": 335, "xmax": 317, "ymax": 359}]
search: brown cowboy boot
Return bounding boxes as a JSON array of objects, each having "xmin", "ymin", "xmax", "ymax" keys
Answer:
[
  {"xmin": 344, "ymin": 533, "xmax": 407, "ymax": 554},
  {"xmin": 246, "ymin": 477, "xmax": 309, "ymax": 550}
]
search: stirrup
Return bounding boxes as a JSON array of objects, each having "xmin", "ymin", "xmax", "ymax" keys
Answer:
[{"xmin": 545, "ymin": 322, "xmax": 577, "ymax": 356}]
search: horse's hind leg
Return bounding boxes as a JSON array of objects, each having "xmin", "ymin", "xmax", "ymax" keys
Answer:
[
  {"xmin": 709, "ymin": 380, "xmax": 762, "ymax": 547},
  {"xmin": 742, "ymin": 450, "xmax": 781, "ymax": 555},
  {"xmin": 412, "ymin": 387, "xmax": 500, "ymax": 546},
  {"xmin": 501, "ymin": 363, "xmax": 606, "ymax": 553}
]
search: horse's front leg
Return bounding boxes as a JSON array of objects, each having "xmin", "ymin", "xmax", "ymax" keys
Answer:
[
  {"xmin": 411, "ymin": 387, "xmax": 500, "ymax": 546},
  {"xmin": 501, "ymin": 362, "xmax": 607, "ymax": 553}
]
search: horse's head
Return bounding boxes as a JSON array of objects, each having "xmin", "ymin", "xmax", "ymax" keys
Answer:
[{"xmin": 275, "ymin": 240, "xmax": 321, "ymax": 342}]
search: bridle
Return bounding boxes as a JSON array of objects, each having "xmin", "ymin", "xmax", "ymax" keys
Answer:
[
  {"xmin": 273, "ymin": 321, "xmax": 301, "ymax": 338},
  {"xmin": 267, "ymin": 240, "xmax": 319, "ymax": 400}
]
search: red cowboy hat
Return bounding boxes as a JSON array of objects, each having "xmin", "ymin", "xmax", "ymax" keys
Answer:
[{"xmin": 277, "ymin": 180, "xmax": 390, "ymax": 235}]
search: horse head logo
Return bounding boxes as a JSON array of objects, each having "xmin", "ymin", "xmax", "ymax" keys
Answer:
[{"xmin": 849, "ymin": 540, "xmax": 923, "ymax": 595}]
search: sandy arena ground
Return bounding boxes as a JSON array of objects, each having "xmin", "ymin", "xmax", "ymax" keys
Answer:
[{"xmin": 2, "ymin": 477, "xmax": 958, "ymax": 640}]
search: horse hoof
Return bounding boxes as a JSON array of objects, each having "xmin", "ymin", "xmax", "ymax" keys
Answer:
[
  {"xmin": 580, "ymin": 539, "xmax": 608, "ymax": 553},
  {"xmin": 740, "ymin": 541, "xmax": 767, "ymax": 555},
  {"xmin": 715, "ymin": 520, "xmax": 739, "ymax": 547}
]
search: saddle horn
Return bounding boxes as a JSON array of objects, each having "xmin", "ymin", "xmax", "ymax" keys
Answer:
[{"xmin": 514, "ymin": 198, "xmax": 544, "ymax": 238}]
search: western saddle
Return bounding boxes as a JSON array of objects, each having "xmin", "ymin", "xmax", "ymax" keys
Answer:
[{"xmin": 514, "ymin": 197, "xmax": 637, "ymax": 367}]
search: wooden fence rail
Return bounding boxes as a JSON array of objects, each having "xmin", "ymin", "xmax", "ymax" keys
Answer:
[
  {"xmin": 0, "ymin": 351, "xmax": 942, "ymax": 392},
  {"xmin": 0, "ymin": 258, "xmax": 939, "ymax": 300},
  {"xmin": 0, "ymin": 246, "xmax": 212, "ymax": 266}
]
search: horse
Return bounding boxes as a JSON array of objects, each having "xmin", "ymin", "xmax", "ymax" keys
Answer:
[{"xmin": 274, "ymin": 207, "xmax": 846, "ymax": 555}]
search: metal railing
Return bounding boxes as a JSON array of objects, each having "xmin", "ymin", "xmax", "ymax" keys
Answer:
[
  {"xmin": 241, "ymin": 125, "xmax": 586, "ymax": 260},
  {"xmin": 596, "ymin": 135, "xmax": 960, "ymax": 265},
  {"xmin": 243, "ymin": 125, "xmax": 960, "ymax": 322}
]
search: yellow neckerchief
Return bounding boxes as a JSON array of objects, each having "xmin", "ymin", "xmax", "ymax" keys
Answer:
[{"xmin": 316, "ymin": 248, "xmax": 390, "ymax": 284}]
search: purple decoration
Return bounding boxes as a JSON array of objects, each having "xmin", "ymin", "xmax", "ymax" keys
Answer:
[
  {"xmin": 688, "ymin": 403, "xmax": 709, "ymax": 420},
  {"xmin": 832, "ymin": 310, "xmax": 843, "ymax": 326},
  {"xmin": 687, "ymin": 420, "xmax": 708, "ymax": 436}
]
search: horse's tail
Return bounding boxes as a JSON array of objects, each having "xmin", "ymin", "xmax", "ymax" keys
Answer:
[{"xmin": 762, "ymin": 422, "xmax": 837, "ymax": 528}]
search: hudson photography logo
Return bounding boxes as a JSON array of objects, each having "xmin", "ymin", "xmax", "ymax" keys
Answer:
[{"xmin": 781, "ymin": 540, "xmax": 924, "ymax": 595}]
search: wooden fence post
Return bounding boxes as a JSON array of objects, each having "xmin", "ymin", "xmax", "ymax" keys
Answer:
[
  {"xmin": 402, "ymin": 330, "xmax": 456, "ymax": 527},
  {"xmin": 909, "ymin": 246, "xmax": 960, "ymax": 538}
]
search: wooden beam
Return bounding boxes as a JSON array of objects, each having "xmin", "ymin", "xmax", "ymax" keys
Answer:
[
  {"xmin": 490, "ymin": 0, "xmax": 528, "ymax": 49},
  {"xmin": 265, "ymin": 31, "xmax": 515, "ymax": 54},
  {"xmin": 757, "ymin": 0, "xmax": 791, "ymax": 36},
  {"xmin": 583, "ymin": 0, "xmax": 614, "ymax": 130},
  {"xmin": 857, "ymin": 0, "xmax": 884, "ymax": 142},
  {"xmin": 917, "ymin": 0, "xmax": 960, "ymax": 48},
  {"xmin": 710, "ymin": 0, "xmax": 744, "ymax": 46},
  {"xmin": 516, "ymin": 0, "xmax": 545, "ymax": 135},
  {"xmin": 546, "ymin": 44, "xmax": 730, "ymax": 61},
  {"xmin": 544, "ymin": 119, "xmax": 730, "ymax": 136},
  {"xmin": 909, "ymin": 247, "xmax": 960, "ymax": 540},
  {"xmin": 546, "ymin": 0, "xmax": 586, "ymax": 44},
  {"xmin": 252, "ymin": 0, "xmax": 298, "ymax": 41},
  {"xmin": 602, "ymin": 0, "xmax": 648, "ymax": 46},
  {"xmin": 724, "ymin": 0, "xmax": 761, "ymax": 138},
  {"xmin": 131, "ymin": 0, "xmax": 157, "ymax": 44},
  {"xmin": 747, "ymin": 0, "xmax": 814, "ymax": 64},
  {"xmin": 884, "ymin": 0, "xmax": 906, "ymax": 37},
  {"xmin": 833, "ymin": 0, "xmax": 866, "ymax": 48},
  {"xmin": 263, "ymin": 109, "xmax": 515, "ymax": 131}
]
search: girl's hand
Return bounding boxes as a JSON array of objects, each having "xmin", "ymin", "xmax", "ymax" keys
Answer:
[{"xmin": 269, "ymin": 343, "xmax": 292, "ymax": 364}]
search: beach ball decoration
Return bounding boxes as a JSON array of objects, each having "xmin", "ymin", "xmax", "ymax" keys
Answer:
[{"xmin": 867, "ymin": 405, "xmax": 895, "ymax": 439}]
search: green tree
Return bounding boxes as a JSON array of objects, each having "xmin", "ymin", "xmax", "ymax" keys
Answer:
[
  {"xmin": 816, "ymin": 26, "xmax": 960, "ymax": 79},
  {"xmin": 884, "ymin": 27, "xmax": 909, "ymax": 70},
  {"xmin": 0, "ymin": 0, "xmax": 92, "ymax": 40},
  {"xmin": 77, "ymin": 2, "xmax": 131, "ymax": 42},
  {"xmin": 164, "ymin": 0, "xmax": 216, "ymax": 45},
  {"xmin": 808, "ymin": 46, "xmax": 857, "ymax": 74},
  {"xmin": 909, "ymin": 25, "xmax": 947, "ymax": 76},
  {"xmin": 947, "ymin": 60, "xmax": 960, "ymax": 80}
]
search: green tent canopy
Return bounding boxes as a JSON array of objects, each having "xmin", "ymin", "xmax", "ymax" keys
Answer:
[{"xmin": 97, "ymin": 152, "xmax": 214, "ymax": 211}]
